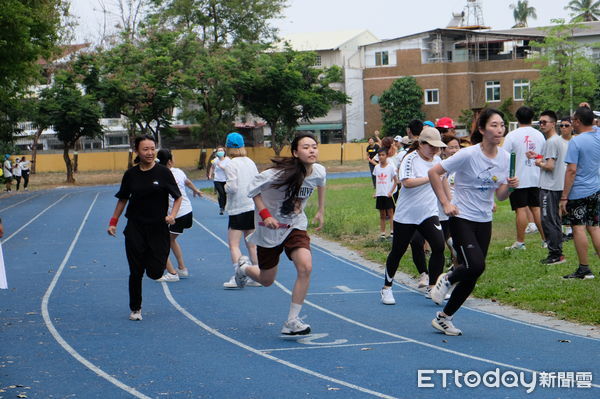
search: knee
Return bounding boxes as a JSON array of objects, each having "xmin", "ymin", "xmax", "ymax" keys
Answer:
[{"xmin": 296, "ymin": 262, "xmax": 312, "ymax": 279}]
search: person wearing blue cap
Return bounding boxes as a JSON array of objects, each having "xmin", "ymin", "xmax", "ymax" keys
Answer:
[
  {"xmin": 3, "ymin": 155, "xmax": 13, "ymax": 192},
  {"xmin": 424, "ymin": 121, "xmax": 435, "ymax": 128},
  {"xmin": 222, "ymin": 132, "xmax": 262, "ymax": 288}
]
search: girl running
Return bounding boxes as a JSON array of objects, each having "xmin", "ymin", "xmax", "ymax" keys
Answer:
[
  {"xmin": 428, "ymin": 109, "xmax": 518, "ymax": 335},
  {"xmin": 208, "ymin": 146, "xmax": 230, "ymax": 215},
  {"xmin": 372, "ymin": 147, "xmax": 397, "ymax": 240},
  {"xmin": 156, "ymin": 149, "xmax": 203, "ymax": 282},
  {"xmin": 234, "ymin": 133, "xmax": 325, "ymax": 336},
  {"xmin": 380, "ymin": 127, "xmax": 448, "ymax": 305},
  {"xmin": 107, "ymin": 135, "xmax": 182, "ymax": 321}
]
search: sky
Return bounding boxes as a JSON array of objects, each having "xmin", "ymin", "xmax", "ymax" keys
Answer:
[{"xmin": 69, "ymin": 0, "xmax": 577, "ymax": 43}]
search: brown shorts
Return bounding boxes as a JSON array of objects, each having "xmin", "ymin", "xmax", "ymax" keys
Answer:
[{"xmin": 257, "ymin": 229, "xmax": 311, "ymax": 270}]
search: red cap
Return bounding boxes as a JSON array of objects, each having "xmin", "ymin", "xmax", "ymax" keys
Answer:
[{"xmin": 436, "ymin": 117, "xmax": 455, "ymax": 129}]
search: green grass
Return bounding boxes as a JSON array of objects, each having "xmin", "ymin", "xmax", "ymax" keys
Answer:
[{"xmin": 306, "ymin": 177, "xmax": 600, "ymax": 326}]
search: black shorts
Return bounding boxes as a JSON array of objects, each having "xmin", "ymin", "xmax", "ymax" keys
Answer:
[
  {"xmin": 376, "ymin": 196, "xmax": 395, "ymax": 210},
  {"xmin": 169, "ymin": 212, "xmax": 193, "ymax": 234},
  {"xmin": 567, "ymin": 191, "xmax": 600, "ymax": 226},
  {"xmin": 228, "ymin": 210, "xmax": 255, "ymax": 230},
  {"xmin": 509, "ymin": 187, "xmax": 540, "ymax": 210}
]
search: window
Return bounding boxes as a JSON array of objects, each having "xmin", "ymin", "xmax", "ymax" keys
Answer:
[
  {"xmin": 315, "ymin": 55, "xmax": 322, "ymax": 66},
  {"xmin": 485, "ymin": 81, "xmax": 501, "ymax": 102},
  {"xmin": 425, "ymin": 89, "xmax": 439, "ymax": 105},
  {"xmin": 370, "ymin": 95, "xmax": 379, "ymax": 105},
  {"xmin": 375, "ymin": 51, "xmax": 389, "ymax": 66},
  {"xmin": 513, "ymin": 79, "xmax": 529, "ymax": 101}
]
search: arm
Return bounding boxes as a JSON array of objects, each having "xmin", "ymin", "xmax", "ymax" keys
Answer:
[
  {"xmin": 166, "ymin": 197, "xmax": 182, "ymax": 225},
  {"xmin": 560, "ymin": 163, "xmax": 577, "ymax": 215},
  {"xmin": 185, "ymin": 179, "xmax": 203, "ymax": 197},
  {"xmin": 401, "ymin": 176, "xmax": 430, "ymax": 188},
  {"xmin": 107, "ymin": 199, "xmax": 128, "ymax": 236},
  {"xmin": 253, "ymin": 194, "xmax": 280, "ymax": 229},
  {"xmin": 374, "ymin": 130, "xmax": 382, "ymax": 146},
  {"xmin": 312, "ymin": 185, "xmax": 326, "ymax": 230},
  {"xmin": 534, "ymin": 157, "xmax": 555, "ymax": 172},
  {"xmin": 207, "ymin": 164, "xmax": 215, "ymax": 180},
  {"xmin": 428, "ymin": 164, "xmax": 458, "ymax": 216},
  {"xmin": 224, "ymin": 164, "xmax": 237, "ymax": 193},
  {"xmin": 495, "ymin": 176, "xmax": 519, "ymax": 201}
]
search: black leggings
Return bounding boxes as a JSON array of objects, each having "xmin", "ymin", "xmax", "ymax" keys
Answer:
[
  {"xmin": 444, "ymin": 217, "xmax": 492, "ymax": 316},
  {"xmin": 213, "ymin": 181, "xmax": 227, "ymax": 210},
  {"xmin": 410, "ymin": 230, "xmax": 427, "ymax": 275},
  {"xmin": 384, "ymin": 216, "xmax": 445, "ymax": 287}
]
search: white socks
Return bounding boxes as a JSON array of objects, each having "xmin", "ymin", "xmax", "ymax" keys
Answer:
[{"xmin": 288, "ymin": 303, "xmax": 302, "ymax": 321}]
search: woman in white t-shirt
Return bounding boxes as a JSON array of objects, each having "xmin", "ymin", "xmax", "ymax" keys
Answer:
[
  {"xmin": 235, "ymin": 133, "xmax": 326, "ymax": 336},
  {"xmin": 428, "ymin": 109, "xmax": 519, "ymax": 336},
  {"xmin": 208, "ymin": 146, "xmax": 230, "ymax": 214},
  {"xmin": 155, "ymin": 149, "xmax": 203, "ymax": 282},
  {"xmin": 380, "ymin": 127, "xmax": 448, "ymax": 306}
]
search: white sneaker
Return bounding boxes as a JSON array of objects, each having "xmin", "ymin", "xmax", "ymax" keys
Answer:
[
  {"xmin": 525, "ymin": 223, "xmax": 538, "ymax": 234},
  {"xmin": 223, "ymin": 275, "xmax": 239, "ymax": 289},
  {"xmin": 234, "ymin": 256, "xmax": 250, "ymax": 288},
  {"xmin": 157, "ymin": 272, "xmax": 179, "ymax": 282},
  {"xmin": 380, "ymin": 287, "xmax": 395, "ymax": 305},
  {"xmin": 541, "ymin": 241, "xmax": 548, "ymax": 249},
  {"xmin": 504, "ymin": 241, "xmax": 526, "ymax": 250},
  {"xmin": 417, "ymin": 272, "xmax": 429, "ymax": 288},
  {"xmin": 432, "ymin": 312, "xmax": 462, "ymax": 336},
  {"xmin": 431, "ymin": 273, "xmax": 455, "ymax": 305},
  {"xmin": 129, "ymin": 310, "xmax": 142, "ymax": 321},
  {"xmin": 281, "ymin": 317, "xmax": 311, "ymax": 335},
  {"xmin": 246, "ymin": 279, "xmax": 262, "ymax": 287},
  {"xmin": 177, "ymin": 268, "xmax": 189, "ymax": 278},
  {"xmin": 424, "ymin": 287, "xmax": 432, "ymax": 299}
]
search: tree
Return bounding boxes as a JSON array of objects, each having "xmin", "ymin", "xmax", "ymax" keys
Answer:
[
  {"xmin": 39, "ymin": 70, "xmax": 103, "ymax": 183},
  {"xmin": 237, "ymin": 48, "xmax": 349, "ymax": 155},
  {"xmin": 565, "ymin": 0, "xmax": 600, "ymax": 22},
  {"xmin": 510, "ymin": 0, "xmax": 537, "ymax": 28},
  {"xmin": 378, "ymin": 77, "xmax": 425, "ymax": 137},
  {"xmin": 526, "ymin": 19, "xmax": 597, "ymax": 116}
]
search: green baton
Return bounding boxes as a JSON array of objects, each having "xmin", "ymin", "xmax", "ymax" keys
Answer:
[{"xmin": 509, "ymin": 152, "xmax": 516, "ymax": 192}]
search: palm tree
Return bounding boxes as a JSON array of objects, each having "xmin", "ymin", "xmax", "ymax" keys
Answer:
[
  {"xmin": 510, "ymin": 0, "xmax": 537, "ymax": 28},
  {"xmin": 565, "ymin": 0, "xmax": 600, "ymax": 21}
]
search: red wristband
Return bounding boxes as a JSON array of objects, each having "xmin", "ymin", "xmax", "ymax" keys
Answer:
[
  {"xmin": 109, "ymin": 217, "xmax": 118, "ymax": 227},
  {"xmin": 259, "ymin": 208, "xmax": 272, "ymax": 220}
]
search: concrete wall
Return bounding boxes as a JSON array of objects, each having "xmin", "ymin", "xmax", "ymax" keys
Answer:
[{"xmin": 19, "ymin": 143, "xmax": 374, "ymax": 173}]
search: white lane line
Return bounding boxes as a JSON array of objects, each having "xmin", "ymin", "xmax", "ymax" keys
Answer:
[
  {"xmin": 197, "ymin": 219, "xmax": 600, "ymax": 388},
  {"xmin": 162, "ymin": 284, "xmax": 397, "ymax": 399},
  {"xmin": 311, "ymin": 245, "xmax": 600, "ymax": 343},
  {"xmin": 0, "ymin": 194, "xmax": 41, "ymax": 213},
  {"xmin": 308, "ymin": 290, "xmax": 407, "ymax": 296},
  {"xmin": 1, "ymin": 194, "xmax": 69, "ymax": 245},
  {"xmin": 41, "ymin": 193, "xmax": 152, "ymax": 399},
  {"xmin": 260, "ymin": 340, "xmax": 410, "ymax": 353}
]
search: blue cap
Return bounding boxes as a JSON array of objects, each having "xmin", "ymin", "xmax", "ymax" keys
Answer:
[
  {"xmin": 225, "ymin": 132, "xmax": 244, "ymax": 148},
  {"xmin": 424, "ymin": 121, "xmax": 435, "ymax": 127}
]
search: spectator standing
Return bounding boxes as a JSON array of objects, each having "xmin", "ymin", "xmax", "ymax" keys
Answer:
[
  {"xmin": 372, "ymin": 147, "xmax": 397, "ymax": 240},
  {"xmin": 12, "ymin": 159, "xmax": 22, "ymax": 191},
  {"xmin": 366, "ymin": 137, "xmax": 380, "ymax": 188},
  {"xmin": 19, "ymin": 157, "xmax": 30, "ymax": 191},
  {"xmin": 208, "ymin": 146, "xmax": 230, "ymax": 215},
  {"xmin": 3, "ymin": 155, "xmax": 13, "ymax": 192}
]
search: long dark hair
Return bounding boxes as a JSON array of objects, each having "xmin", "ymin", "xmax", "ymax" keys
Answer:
[
  {"xmin": 270, "ymin": 133, "xmax": 318, "ymax": 215},
  {"xmin": 471, "ymin": 108, "xmax": 504, "ymax": 144},
  {"xmin": 133, "ymin": 134, "xmax": 156, "ymax": 164}
]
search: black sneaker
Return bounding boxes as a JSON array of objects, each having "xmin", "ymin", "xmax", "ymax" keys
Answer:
[
  {"xmin": 563, "ymin": 268, "xmax": 595, "ymax": 279},
  {"xmin": 540, "ymin": 255, "xmax": 566, "ymax": 265}
]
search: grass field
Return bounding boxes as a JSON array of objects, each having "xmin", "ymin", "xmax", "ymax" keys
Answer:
[{"xmin": 305, "ymin": 177, "xmax": 600, "ymax": 326}]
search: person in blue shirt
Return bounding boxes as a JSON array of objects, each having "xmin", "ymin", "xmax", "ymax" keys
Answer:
[{"xmin": 559, "ymin": 106, "xmax": 600, "ymax": 279}]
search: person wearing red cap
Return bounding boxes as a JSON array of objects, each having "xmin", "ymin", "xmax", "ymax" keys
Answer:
[{"xmin": 435, "ymin": 117, "xmax": 456, "ymax": 136}]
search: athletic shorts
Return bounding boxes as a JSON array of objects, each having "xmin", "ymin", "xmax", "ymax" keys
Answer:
[
  {"xmin": 375, "ymin": 196, "xmax": 395, "ymax": 210},
  {"xmin": 169, "ymin": 212, "xmax": 193, "ymax": 234},
  {"xmin": 257, "ymin": 229, "xmax": 311, "ymax": 270},
  {"xmin": 228, "ymin": 210, "xmax": 255, "ymax": 230},
  {"xmin": 2, "ymin": 176, "xmax": 13, "ymax": 184},
  {"xmin": 509, "ymin": 187, "xmax": 540, "ymax": 210},
  {"xmin": 566, "ymin": 191, "xmax": 600, "ymax": 226}
]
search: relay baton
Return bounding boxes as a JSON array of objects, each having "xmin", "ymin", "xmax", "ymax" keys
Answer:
[{"xmin": 509, "ymin": 152, "xmax": 516, "ymax": 192}]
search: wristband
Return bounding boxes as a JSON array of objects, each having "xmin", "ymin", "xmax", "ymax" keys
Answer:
[
  {"xmin": 259, "ymin": 208, "xmax": 272, "ymax": 220},
  {"xmin": 109, "ymin": 217, "xmax": 118, "ymax": 227}
]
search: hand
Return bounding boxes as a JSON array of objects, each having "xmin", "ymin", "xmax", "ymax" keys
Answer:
[
  {"xmin": 193, "ymin": 190, "xmax": 203, "ymax": 198},
  {"xmin": 263, "ymin": 216, "xmax": 280, "ymax": 229},
  {"xmin": 525, "ymin": 151, "xmax": 537, "ymax": 160},
  {"xmin": 492, "ymin": 203, "xmax": 497, "ymax": 213},
  {"xmin": 443, "ymin": 203, "xmax": 459, "ymax": 217},
  {"xmin": 507, "ymin": 176, "xmax": 519, "ymax": 188},
  {"xmin": 534, "ymin": 158, "xmax": 543, "ymax": 167},
  {"xmin": 312, "ymin": 211, "xmax": 324, "ymax": 231},
  {"xmin": 387, "ymin": 192, "xmax": 393, "ymax": 198},
  {"xmin": 107, "ymin": 225, "xmax": 117, "ymax": 237},
  {"xmin": 559, "ymin": 200, "xmax": 567, "ymax": 216},
  {"xmin": 374, "ymin": 130, "xmax": 380, "ymax": 137},
  {"xmin": 165, "ymin": 215, "xmax": 176, "ymax": 225}
]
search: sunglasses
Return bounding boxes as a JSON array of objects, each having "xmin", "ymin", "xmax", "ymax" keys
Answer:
[
  {"xmin": 559, "ymin": 124, "xmax": 571, "ymax": 128},
  {"xmin": 538, "ymin": 120, "xmax": 552, "ymax": 125}
]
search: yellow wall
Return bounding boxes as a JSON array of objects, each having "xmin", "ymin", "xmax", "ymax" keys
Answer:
[{"xmin": 17, "ymin": 143, "xmax": 371, "ymax": 172}]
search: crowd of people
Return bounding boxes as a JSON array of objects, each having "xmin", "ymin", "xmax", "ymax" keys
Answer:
[{"xmin": 2, "ymin": 155, "xmax": 31, "ymax": 192}]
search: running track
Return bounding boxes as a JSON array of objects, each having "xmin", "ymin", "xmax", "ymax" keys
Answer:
[{"xmin": 0, "ymin": 180, "xmax": 598, "ymax": 398}]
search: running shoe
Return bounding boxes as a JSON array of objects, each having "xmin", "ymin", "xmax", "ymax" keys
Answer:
[
  {"xmin": 234, "ymin": 256, "xmax": 250, "ymax": 288},
  {"xmin": 246, "ymin": 279, "xmax": 262, "ymax": 287},
  {"xmin": 281, "ymin": 317, "xmax": 311, "ymax": 335},
  {"xmin": 157, "ymin": 272, "xmax": 180, "ymax": 282},
  {"xmin": 219, "ymin": 208, "xmax": 224, "ymax": 215},
  {"xmin": 525, "ymin": 223, "xmax": 538, "ymax": 234},
  {"xmin": 432, "ymin": 312, "xmax": 462, "ymax": 336},
  {"xmin": 431, "ymin": 273, "xmax": 454, "ymax": 306},
  {"xmin": 380, "ymin": 287, "xmax": 395, "ymax": 305},
  {"xmin": 129, "ymin": 310, "xmax": 142, "ymax": 321},
  {"xmin": 424, "ymin": 287, "xmax": 432, "ymax": 299},
  {"xmin": 505, "ymin": 241, "xmax": 526, "ymax": 250},
  {"xmin": 223, "ymin": 275, "xmax": 239, "ymax": 288},
  {"xmin": 417, "ymin": 272, "xmax": 429, "ymax": 288},
  {"xmin": 563, "ymin": 267, "xmax": 595, "ymax": 280},
  {"xmin": 541, "ymin": 241, "xmax": 548, "ymax": 249},
  {"xmin": 540, "ymin": 255, "xmax": 566, "ymax": 265},
  {"xmin": 379, "ymin": 233, "xmax": 386, "ymax": 241},
  {"xmin": 177, "ymin": 268, "xmax": 189, "ymax": 278}
]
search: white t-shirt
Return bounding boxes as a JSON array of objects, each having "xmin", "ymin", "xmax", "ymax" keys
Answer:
[
  {"xmin": 247, "ymin": 163, "xmax": 326, "ymax": 248},
  {"xmin": 212, "ymin": 157, "xmax": 230, "ymax": 182},
  {"xmin": 12, "ymin": 162, "xmax": 21, "ymax": 177},
  {"xmin": 19, "ymin": 160, "xmax": 30, "ymax": 171},
  {"xmin": 224, "ymin": 157, "xmax": 259, "ymax": 216},
  {"xmin": 3, "ymin": 160, "xmax": 12, "ymax": 178},
  {"xmin": 441, "ymin": 144, "xmax": 510, "ymax": 223},
  {"xmin": 394, "ymin": 151, "xmax": 441, "ymax": 225},
  {"xmin": 373, "ymin": 162, "xmax": 396, "ymax": 197},
  {"xmin": 169, "ymin": 167, "xmax": 192, "ymax": 217},
  {"xmin": 501, "ymin": 126, "xmax": 545, "ymax": 188}
]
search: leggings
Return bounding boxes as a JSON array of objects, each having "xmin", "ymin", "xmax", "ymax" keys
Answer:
[
  {"xmin": 384, "ymin": 216, "xmax": 445, "ymax": 287},
  {"xmin": 213, "ymin": 181, "xmax": 227, "ymax": 210},
  {"xmin": 21, "ymin": 170, "xmax": 29, "ymax": 189},
  {"xmin": 410, "ymin": 230, "xmax": 427, "ymax": 275},
  {"xmin": 444, "ymin": 217, "xmax": 492, "ymax": 316}
]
